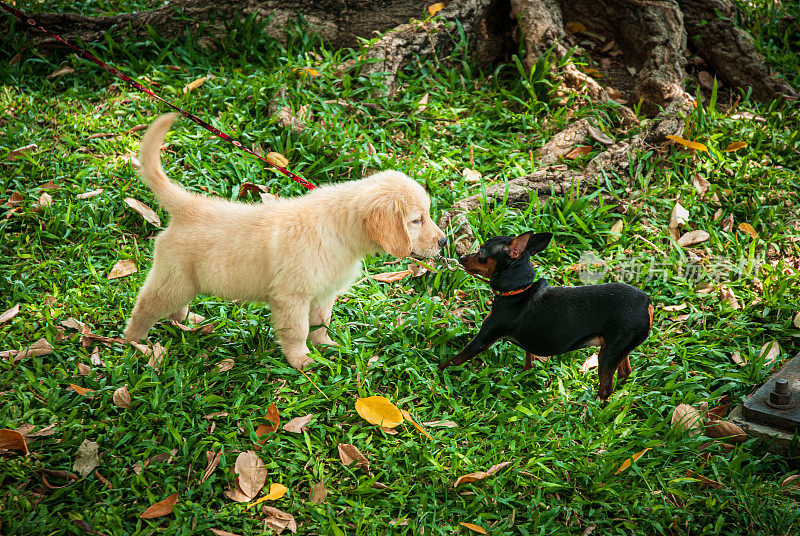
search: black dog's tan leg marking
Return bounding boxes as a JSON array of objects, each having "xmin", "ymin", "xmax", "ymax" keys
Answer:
[
  {"xmin": 616, "ymin": 355, "xmax": 632, "ymax": 384},
  {"xmin": 523, "ymin": 352, "xmax": 534, "ymax": 371}
]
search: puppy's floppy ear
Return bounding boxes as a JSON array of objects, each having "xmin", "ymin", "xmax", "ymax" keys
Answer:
[
  {"xmin": 509, "ymin": 231, "xmax": 552, "ymax": 259},
  {"xmin": 365, "ymin": 198, "xmax": 412, "ymax": 258}
]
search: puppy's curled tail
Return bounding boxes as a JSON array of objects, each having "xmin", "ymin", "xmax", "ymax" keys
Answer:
[{"xmin": 135, "ymin": 113, "xmax": 190, "ymax": 213}]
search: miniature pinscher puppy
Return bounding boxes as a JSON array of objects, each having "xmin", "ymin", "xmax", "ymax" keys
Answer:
[{"xmin": 439, "ymin": 231, "xmax": 653, "ymax": 400}]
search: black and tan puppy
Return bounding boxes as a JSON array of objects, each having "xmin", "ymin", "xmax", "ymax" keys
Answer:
[{"xmin": 439, "ymin": 231, "xmax": 653, "ymax": 400}]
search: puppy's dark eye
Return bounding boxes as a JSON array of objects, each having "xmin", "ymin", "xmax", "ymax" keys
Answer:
[
  {"xmin": 412, "ymin": 218, "xmax": 423, "ymax": 225},
  {"xmin": 478, "ymin": 257, "xmax": 487, "ymax": 264}
]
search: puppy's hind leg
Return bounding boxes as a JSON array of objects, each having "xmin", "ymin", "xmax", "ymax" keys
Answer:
[
  {"xmin": 271, "ymin": 297, "xmax": 313, "ymax": 369},
  {"xmin": 124, "ymin": 267, "xmax": 195, "ymax": 341},
  {"xmin": 309, "ymin": 294, "xmax": 338, "ymax": 347}
]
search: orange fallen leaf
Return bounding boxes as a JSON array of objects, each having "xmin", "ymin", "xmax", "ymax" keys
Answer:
[
  {"xmin": 666, "ymin": 135, "xmax": 708, "ymax": 153},
  {"xmin": 460, "ymin": 522, "xmax": 487, "ymax": 534},
  {"xmin": 614, "ymin": 447, "xmax": 651, "ymax": 474},
  {"xmin": 428, "ymin": 2, "xmax": 445, "ymax": 15},
  {"xmin": 0, "ymin": 428, "xmax": 29, "ymax": 454},
  {"xmin": 401, "ymin": 409, "xmax": 432, "ymax": 440},
  {"xmin": 724, "ymin": 141, "xmax": 747, "ymax": 152},
  {"xmin": 246, "ymin": 483, "xmax": 289, "ymax": 510},
  {"xmin": 371, "ymin": 270, "xmax": 412, "ymax": 283},
  {"xmin": 566, "ymin": 21, "xmax": 587, "ymax": 33},
  {"xmin": 69, "ymin": 384, "xmax": 94, "ymax": 397},
  {"xmin": 737, "ymin": 222, "xmax": 758, "ymax": 239},
  {"xmin": 292, "ymin": 67, "xmax": 319, "ymax": 77},
  {"xmin": 140, "ymin": 492, "xmax": 179, "ymax": 519},
  {"xmin": 183, "ymin": 76, "xmax": 208, "ymax": 94},
  {"xmin": 566, "ymin": 145, "xmax": 592, "ymax": 159}
]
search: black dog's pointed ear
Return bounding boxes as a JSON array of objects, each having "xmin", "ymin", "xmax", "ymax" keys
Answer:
[{"xmin": 509, "ymin": 232, "xmax": 552, "ymax": 259}]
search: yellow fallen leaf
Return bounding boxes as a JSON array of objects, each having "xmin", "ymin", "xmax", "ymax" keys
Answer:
[
  {"xmin": 724, "ymin": 141, "xmax": 747, "ymax": 152},
  {"xmin": 581, "ymin": 67, "xmax": 603, "ymax": 78},
  {"xmin": 183, "ymin": 76, "xmax": 207, "ymax": 94},
  {"xmin": 293, "ymin": 67, "xmax": 319, "ymax": 77},
  {"xmin": 246, "ymin": 483, "xmax": 289, "ymax": 510},
  {"xmin": 737, "ymin": 222, "xmax": 758, "ymax": 239},
  {"xmin": 401, "ymin": 409, "xmax": 432, "ymax": 440},
  {"xmin": 460, "ymin": 522, "xmax": 487, "ymax": 534},
  {"xmin": 428, "ymin": 2, "xmax": 445, "ymax": 15},
  {"xmin": 69, "ymin": 384, "xmax": 94, "ymax": 397},
  {"xmin": 265, "ymin": 152, "xmax": 289, "ymax": 168},
  {"xmin": 614, "ymin": 447, "xmax": 651, "ymax": 474},
  {"xmin": 566, "ymin": 21, "xmax": 586, "ymax": 33},
  {"xmin": 355, "ymin": 396, "xmax": 403, "ymax": 428},
  {"xmin": 666, "ymin": 135, "xmax": 708, "ymax": 153}
]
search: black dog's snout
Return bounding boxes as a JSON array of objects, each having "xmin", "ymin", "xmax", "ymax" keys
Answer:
[
  {"xmin": 438, "ymin": 236, "xmax": 447, "ymax": 248},
  {"xmin": 458, "ymin": 254, "xmax": 468, "ymax": 264}
]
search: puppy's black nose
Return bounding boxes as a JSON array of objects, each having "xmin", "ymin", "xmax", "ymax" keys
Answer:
[
  {"xmin": 458, "ymin": 255, "xmax": 468, "ymax": 264},
  {"xmin": 438, "ymin": 236, "xmax": 447, "ymax": 248}
]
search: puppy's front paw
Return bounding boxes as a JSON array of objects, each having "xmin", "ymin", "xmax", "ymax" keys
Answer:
[
  {"xmin": 310, "ymin": 332, "xmax": 339, "ymax": 347},
  {"xmin": 286, "ymin": 352, "xmax": 315, "ymax": 370}
]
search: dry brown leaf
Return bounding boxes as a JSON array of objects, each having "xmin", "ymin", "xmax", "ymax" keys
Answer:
[
  {"xmin": 730, "ymin": 351, "xmax": 747, "ymax": 367},
  {"xmin": 77, "ymin": 188, "xmax": 104, "ymax": 200},
  {"xmin": 462, "ymin": 168, "xmax": 481, "ymax": 183},
  {"xmin": 132, "ymin": 462, "xmax": 143, "ymax": 475},
  {"xmin": 47, "ymin": 65, "xmax": 75, "ymax": 78},
  {"xmin": 0, "ymin": 428, "xmax": 29, "ymax": 454},
  {"xmin": 718, "ymin": 285, "xmax": 739, "ymax": 310},
  {"xmin": 662, "ymin": 303, "xmax": 687, "ymax": 312},
  {"xmin": 565, "ymin": 145, "xmax": 592, "ymax": 159},
  {"xmin": 686, "ymin": 469, "xmax": 724, "ymax": 488},
  {"xmin": 705, "ymin": 420, "xmax": 747, "ymax": 443},
  {"xmin": 262, "ymin": 506, "xmax": 297, "ymax": 534},
  {"xmin": 0, "ymin": 304, "xmax": 20, "ymax": 325},
  {"xmin": 721, "ymin": 213, "xmax": 734, "ymax": 232},
  {"xmin": 417, "ymin": 92, "xmax": 430, "ymax": 112},
  {"xmin": 73, "ymin": 439, "xmax": 99, "ymax": 477},
  {"xmin": 210, "ymin": 530, "xmax": 243, "ymax": 536},
  {"xmin": 38, "ymin": 192, "xmax": 53, "ymax": 207},
  {"xmin": 235, "ymin": 451, "xmax": 267, "ymax": 501},
  {"xmin": 759, "ymin": 341, "xmax": 780, "ymax": 364},
  {"xmin": 338, "ymin": 443, "xmax": 370, "ymax": 473},
  {"xmin": 216, "ymin": 358, "xmax": 235, "ymax": 372},
  {"xmin": 0, "ymin": 337, "xmax": 54, "ymax": 362},
  {"xmin": 586, "ymin": 124, "xmax": 614, "ymax": 146},
  {"xmin": 28, "ymin": 423, "xmax": 58, "ymax": 437},
  {"xmin": 202, "ymin": 450, "xmax": 222, "ymax": 483},
  {"xmin": 113, "ymin": 385, "xmax": 131, "ymax": 408},
  {"xmin": 454, "ymin": 462, "xmax": 511, "ymax": 487},
  {"xmin": 698, "ymin": 71, "xmax": 714, "ymax": 90},
  {"xmin": 794, "ymin": 312, "xmax": 800, "ymax": 329},
  {"xmin": 309, "ymin": 482, "xmax": 327, "ymax": 504},
  {"xmin": 737, "ymin": 222, "xmax": 758, "ymax": 239},
  {"xmin": 282, "ymin": 414, "xmax": 314, "ymax": 433},
  {"xmin": 692, "ymin": 174, "xmax": 711, "ymax": 196},
  {"xmin": 108, "ymin": 259, "xmax": 137, "ymax": 280},
  {"xmin": 371, "ymin": 270, "xmax": 412, "ymax": 283},
  {"xmin": 140, "ymin": 492, "xmax": 179, "ymax": 519},
  {"xmin": 422, "ymin": 420, "xmax": 458, "ymax": 428},
  {"xmin": 677, "ymin": 230, "xmax": 710, "ymax": 247},
  {"xmin": 579, "ymin": 353, "xmax": 598, "ymax": 374},
  {"xmin": 266, "ymin": 152, "xmax": 289, "ymax": 168},
  {"xmin": 671, "ymin": 404, "xmax": 702, "ymax": 434},
  {"xmin": 8, "ymin": 144, "xmax": 37, "ymax": 160},
  {"xmin": 77, "ymin": 363, "xmax": 91, "ymax": 376},
  {"xmin": 608, "ymin": 219, "xmax": 623, "ymax": 241},
  {"xmin": 138, "ymin": 342, "xmax": 167, "ymax": 373},
  {"xmin": 670, "ymin": 202, "xmax": 689, "ymax": 228},
  {"xmin": 781, "ymin": 475, "xmax": 800, "ymax": 488},
  {"xmin": 148, "ymin": 449, "xmax": 178, "ymax": 464},
  {"xmin": 124, "ymin": 197, "xmax": 161, "ymax": 227}
]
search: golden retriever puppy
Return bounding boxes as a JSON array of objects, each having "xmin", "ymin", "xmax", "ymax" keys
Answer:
[{"xmin": 124, "ymin": 113, "xmax": 446, "ymax": 369}]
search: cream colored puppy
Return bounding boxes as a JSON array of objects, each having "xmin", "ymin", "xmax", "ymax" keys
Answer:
[{"xmin": 124, "ymin": 114, "xmax": 446, "ymax": 369}]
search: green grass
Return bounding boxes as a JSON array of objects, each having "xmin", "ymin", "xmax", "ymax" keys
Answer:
[{"xmin": 2, "ymin": 4, "xmax": 800, "ymax": 535}]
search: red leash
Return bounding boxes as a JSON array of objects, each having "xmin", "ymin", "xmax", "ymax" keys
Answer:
[{"xmin": 0, "ymin": 1, "xmax": 316, "ymax": 190}]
